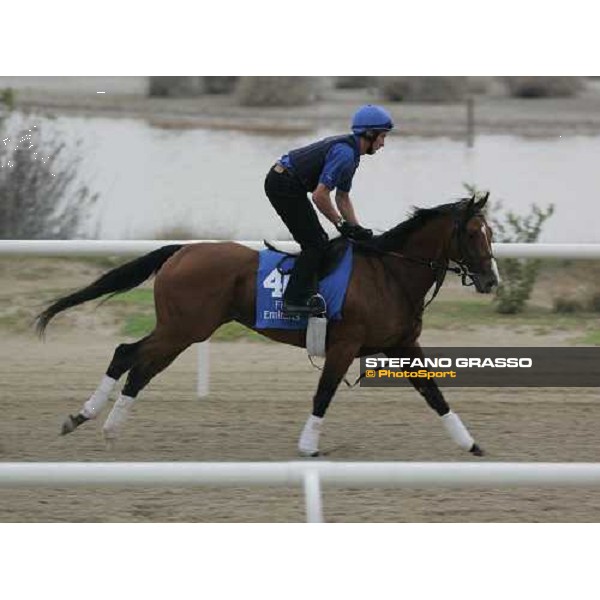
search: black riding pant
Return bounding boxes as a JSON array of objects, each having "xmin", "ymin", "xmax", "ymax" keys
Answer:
[{"xmin": 264, "ymin": 166, "xmax": 328, "ymax": 304}]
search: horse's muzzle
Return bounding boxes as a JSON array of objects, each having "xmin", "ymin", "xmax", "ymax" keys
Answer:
[{"xmin": 472, "ymin": 271, "xmax": 499, "ymax": 294}]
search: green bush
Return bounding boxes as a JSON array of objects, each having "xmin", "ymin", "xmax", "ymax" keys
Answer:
[
  {"xmin": 504, "ymin": 77, "xmax": 584, "ymax": 98},
  {"xmin": 379, "ymin": 77, "xmax": 468, "ymax": 103},
  {"xmin": 490, "ymin": 202, "xmax": 555, "ymax": 314},
  {"xmin": 202, "ymin": 77, "xmax": 238, "ymax": 94},
  {"xmin": 0, "ymin": 88, "xmax": 15, "ymax": 110},
  {"xmin": 236, "ymin": 77, "xmax": 318, "ymax": 107},
  {"xmin": 148, "ymin": 77, "xmax": 204, "ymax": 97},
  {"xmin": 335, "ymin": 76, "xmax": 377, "ymax": 89}
]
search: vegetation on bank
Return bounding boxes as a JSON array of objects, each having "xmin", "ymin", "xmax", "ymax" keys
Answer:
[
  {"xmin": 236, "ymin": 77, "xmax": 320, "ymax": 107},
  {"xmin": 146, "ymin": 76, "xmax": 590, "ymax": 106},
  {"xmin": 379, "ymin": 77, "xmax": 469, "ymax": 102}
]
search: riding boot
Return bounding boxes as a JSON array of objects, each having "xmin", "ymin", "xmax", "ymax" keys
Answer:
[{"xmin": 283, "ymin": 246, "xmax": 326, "ymax": 316}]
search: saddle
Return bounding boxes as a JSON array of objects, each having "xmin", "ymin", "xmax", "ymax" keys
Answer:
[{"xmin": 263, "ymin": 237, "xmax": 350, "ymax": 280}]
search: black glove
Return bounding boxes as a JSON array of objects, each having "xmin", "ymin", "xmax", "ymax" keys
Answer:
[{"xmin": 337, "ymin": 220, "xmax": 373, "ymax": 241}]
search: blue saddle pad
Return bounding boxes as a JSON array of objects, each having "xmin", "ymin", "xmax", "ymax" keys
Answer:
[{"xmin": 255, "ymin": 244, "xmax": 353, "ymax": 330}]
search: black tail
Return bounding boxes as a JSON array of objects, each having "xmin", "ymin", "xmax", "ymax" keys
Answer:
[{"xmin": 35, "ymin": 244, "xmax": 183, "ymax": 336}]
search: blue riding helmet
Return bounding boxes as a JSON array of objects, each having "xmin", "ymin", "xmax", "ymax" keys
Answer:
[{"xmin": 351, "ymin": 104, "xmax": 394, "ymax": 135}]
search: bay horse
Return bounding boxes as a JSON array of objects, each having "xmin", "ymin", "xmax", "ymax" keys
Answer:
[{"xmin": 36, "ymin": 193, "xmax": 499, "ymax": 457}]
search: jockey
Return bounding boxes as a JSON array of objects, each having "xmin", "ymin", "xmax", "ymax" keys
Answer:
[{"xmin": 264, "ymin": 104, "xmax": 394, "ymax": 316}]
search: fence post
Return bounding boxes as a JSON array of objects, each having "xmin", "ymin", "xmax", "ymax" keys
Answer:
[
  {"xmin": 303, "ymin": 469, "xmax": 324, "ymax": 523},
  {"xmin": 197, "ymin": 341, "xmax": 209, "ymax": 398},
  {"xmin": 466, "ymin": 96, "xmax": 475, "ymax": 148}
]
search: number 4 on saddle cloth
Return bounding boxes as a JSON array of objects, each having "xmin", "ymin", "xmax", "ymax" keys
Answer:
[{"xmin": 255, "ymin": 240, "xmax": 354, "ymax": 330}]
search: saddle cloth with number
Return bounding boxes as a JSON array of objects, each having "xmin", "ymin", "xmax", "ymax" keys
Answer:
[{"xmin": 254, "ymin": 244, "xmax": 353, "ymax": 330}]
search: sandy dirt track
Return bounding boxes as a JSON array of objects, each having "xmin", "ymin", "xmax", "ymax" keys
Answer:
[{"xmin": 1, "ymin": 328, "xmax": 600, "ymax": 522}]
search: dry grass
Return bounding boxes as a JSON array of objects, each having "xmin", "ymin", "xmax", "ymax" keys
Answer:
[
  {"xmin": 467, "ymin": 76, "xmax": 494, "ymax": 94},
  {"xmin": 147, "ymin": 225, "xmax": 237, "ymax": 241},
  {"xmin": 586, "ymin": 291, "xmax": 600, "ymax": 312},
  {"xmin": 236, "ymin": 77, "xmax": 318, "ymax": 107},
  {"xmin": 146, "ymin": 117, "xmax": 313, "ymax": 135},
  {"xmin": 552, "ymin": 295, "xmax": 585, "ymax": 313},
  {"xmin": 378, "ymin": 77, "xmax": 469, "ymax": 103},
  {"xmin": 504, "ymin": 77, "xmax": 585, "ymax": 98}
]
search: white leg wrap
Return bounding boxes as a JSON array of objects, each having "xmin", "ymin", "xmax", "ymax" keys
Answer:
[
  {"xmin": 81, "ymin": 375, "xmax": 116, "ymax": 419},
  {"xmin": 298, "ymin": 415, "xmax": 323, "ymax": 456},
  {"xmin": 102, "ymin": 393, "xmax": 136, "ymax": 440},
  {"xmin": 441, "ymin": 411, "xmax": 475, "ymax": 450}
]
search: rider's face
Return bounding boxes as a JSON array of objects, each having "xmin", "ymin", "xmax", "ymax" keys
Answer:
[{"xmin": 370, "ymin": 132, "xmax": 387, "ymax": 154}]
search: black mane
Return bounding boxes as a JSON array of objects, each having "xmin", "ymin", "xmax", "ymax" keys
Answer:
[{"xmin": 368, "ymin": 198, "xmax": 474, "ymax": 252}]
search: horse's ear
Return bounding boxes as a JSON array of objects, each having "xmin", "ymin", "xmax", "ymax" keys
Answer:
[{"xmin": 475, "ymin": 192, "xmax": 490, "ymax": 210}]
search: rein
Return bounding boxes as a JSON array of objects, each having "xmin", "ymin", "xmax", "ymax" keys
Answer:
[
  {"xmin": 369, "ymin": 209, "xmax": 497, "ymax": 305},
  {"xmin": 363, "ymin": 220, "xmax": 476, "ymax": 309},
  {"xmin": 377, "ymin": 248, "xmax": 453, "ymax": 308}
]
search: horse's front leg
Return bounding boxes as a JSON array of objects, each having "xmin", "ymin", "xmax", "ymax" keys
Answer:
[
  {"xmin": 298, "ymin": 337, "xmax": 362, "ymax": 457},
  {"xmin": 386, "ymin": 344, "xmax": 484, "ymax": 456}
]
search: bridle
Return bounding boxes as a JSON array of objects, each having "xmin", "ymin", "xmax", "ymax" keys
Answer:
[
  {"xmin": 452, "ymin": 210, "xmax": 496, "ymax": 284},
  {"xmin": 371, "ymin": 210, "xmax": 494, "ymax": 309}
]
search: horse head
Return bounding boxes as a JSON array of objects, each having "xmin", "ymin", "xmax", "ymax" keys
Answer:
[{"xmin": 448, "ymin": 192, "xmax": 500, "ymax": 294}]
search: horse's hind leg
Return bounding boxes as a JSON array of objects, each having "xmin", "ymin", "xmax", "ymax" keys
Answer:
[
  {"xmin": 61, "ymin": 337, "xmax": 149, "ymax": 435},
  {"xmin": 102, "ymin": 332, "xmax": 190, "ymax": 442}
]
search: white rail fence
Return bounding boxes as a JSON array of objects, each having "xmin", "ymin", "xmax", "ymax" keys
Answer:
[
  {"xmin": 3, "ymin": 239, "xmax": 600, "ymax": 258},
  {"xmin": 2, "ymin": 240, "xmax": 600, "ymax": 399},
  {"xmin": 2, "ymin": 461, "xmax": 600, "ymax": 522}
]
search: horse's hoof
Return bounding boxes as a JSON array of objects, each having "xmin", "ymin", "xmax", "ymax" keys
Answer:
[
  {"xmin": 470, "ymin": 443, "xmax": 485, "ymax": 457},
  {"xmin": 61, "ymin": 414, "xmax": 85, "ymax": 436}
]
